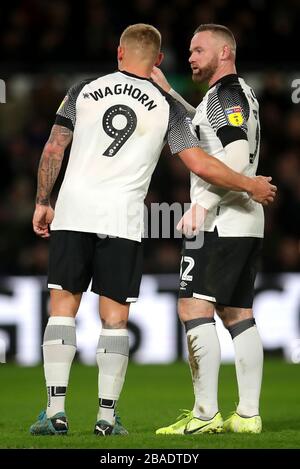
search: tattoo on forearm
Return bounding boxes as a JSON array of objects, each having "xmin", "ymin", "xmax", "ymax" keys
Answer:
[{"xmin": 36, "ymin": 125, "xmax": 72, "ymax": 205}]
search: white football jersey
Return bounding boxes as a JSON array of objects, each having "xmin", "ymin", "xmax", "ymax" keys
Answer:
[
  {"xmin": 191, "ymin": 74, "xmax": 264, "ymax": 237},
  {"xmin": 51, "ymin": 71, "xmax": 200, "ymax": 241}
]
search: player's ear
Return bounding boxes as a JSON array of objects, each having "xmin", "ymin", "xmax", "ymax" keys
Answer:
[
  {"xmin": 117, "ymin": 45, "xmax": 124, "ymax": 62},
  {"xmin": 155, "ymin": 51, "xmax": 164, "ymax": 67},
  {"xmin": 221, "ymin": 44, "xmax": 231, "ymax": 61}
]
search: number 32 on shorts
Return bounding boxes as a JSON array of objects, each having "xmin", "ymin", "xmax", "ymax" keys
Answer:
[{"xmin": 180, "ymin": 256, "xmax": 195, "ymax": 281}]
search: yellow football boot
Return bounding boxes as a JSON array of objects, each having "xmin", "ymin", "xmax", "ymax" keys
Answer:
[
  {"xmin": 156, "ymin": 410, "xmax": 223, "ymax": 435},
  {"xmin": 223, "ymin": 412, "xmax": 262, "ymax": 434}
]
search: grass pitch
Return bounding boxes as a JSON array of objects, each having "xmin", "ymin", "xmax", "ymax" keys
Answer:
[{"xmin": 0, "ymin": 359, "xmax": 299, "ymax": 449}]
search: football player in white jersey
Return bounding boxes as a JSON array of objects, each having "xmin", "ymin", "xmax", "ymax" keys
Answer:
[
  {"xmin": 153, "ymin": 24, "xmax": 268, "ymax": 435},
  {"xmin": 30, "ymin": 23, "xmax": 275, "ymax": 436}
]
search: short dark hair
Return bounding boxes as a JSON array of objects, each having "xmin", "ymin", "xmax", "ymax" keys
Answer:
[{"xmin": 193, "ymin": 24, "xmax": 236, "ymax": 52}]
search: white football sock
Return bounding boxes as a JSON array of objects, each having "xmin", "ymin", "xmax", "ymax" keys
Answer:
[
  {"xmin": 232, "ymin": 324, "xmax": 263, "ymax": 417},
  {"xmin": 186, "ymin": 320, "xmax": 221, "ymax": 420},
  {"xmin": 43, "ymin": 316, "xmax": 76, "ymax": 418},
  {"xmin": 96, "ymin": 328, "xmax": 129, "ymax": 425}
]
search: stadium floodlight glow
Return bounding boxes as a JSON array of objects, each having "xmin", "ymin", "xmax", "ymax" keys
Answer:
[{"xmin": 0, "ymin": 79, "xmax": 6, "ymax": 103}]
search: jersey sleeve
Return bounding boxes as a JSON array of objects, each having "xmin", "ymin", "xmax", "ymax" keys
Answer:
[
  {"xmin": 55, "ymin": 80, "xmax": 89, "ymax": 131},
  {"xmin": 165, "ymin": 94, "xmax": 201, "ymax": 155},
  {"xmin": 169, "ymin": 88, "xmax": 196, "ymax": 117},
  {"xmin": 207, "ymin": 82, "xmax": 250, "ymax": 147}
]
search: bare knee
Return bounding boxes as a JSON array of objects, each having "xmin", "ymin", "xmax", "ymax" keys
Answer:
[
  {"xmin": 216, "ymin": 305, "xmax": 253, "ymax": 328},
  {"xmin": 100, "ymin": 296, "xmax": 129, "ymax": 329},
  {"xmin": 178, "ymin": 298, "xmax": 215, "ymax": 323},
  {"xmin": 50, "ymin": 289, "xmax": 82, "ymax": 318}
]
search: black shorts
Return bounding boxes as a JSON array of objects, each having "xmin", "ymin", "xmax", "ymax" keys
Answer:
[
  {"xmin": 48, "ymin": 231, "xmax": 143, "ymax": 304},
  {"xmin": 179, "ymin": 228, "xmax": 263, "ymax": 308}
]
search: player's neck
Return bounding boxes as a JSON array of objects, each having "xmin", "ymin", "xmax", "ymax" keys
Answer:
[
  {"xmin": 208, "ymin": 64, "xmax": 237, "ymax": 87},
  {"xmin": 119, "ymin": 64, "xmax": 151, "ymax": 79}
]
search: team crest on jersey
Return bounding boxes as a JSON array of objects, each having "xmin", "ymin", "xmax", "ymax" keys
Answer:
[
  {"xmin": 225, "ymin": 106, "xmax": 244, "ymax": 126},
  {"xmin": 57, "ymin": 95, "xmax": 68, "ymax": 112}
]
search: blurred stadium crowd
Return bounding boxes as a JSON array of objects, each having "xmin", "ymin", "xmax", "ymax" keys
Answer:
[
  {"xmin": 0, "ymin": 0, "xmax": 299, "ymax": 71},
  {"xmin": 0, "ymin": 0, "xmax": 300, "ymax": 275}
]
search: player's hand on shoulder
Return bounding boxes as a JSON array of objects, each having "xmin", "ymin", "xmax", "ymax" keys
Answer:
[
  {"xmin": 150, "ymin": 67, "xmax": 171, "ymax": 93},
  {"xmin": 250, "ymin": 176, "xmax": 277, "ymax": 205},
  {"xmin": 176, "ymin": 203, "xmax": 207, "ymax": 236},
  {"xmin": 32, "ymin": 204, "xmax": 54, "ymax": 238}
]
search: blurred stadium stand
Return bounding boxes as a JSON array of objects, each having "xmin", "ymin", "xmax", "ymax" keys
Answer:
[
  {"xmin": 1, "ymin": 274, "xmax": 300, "ymax": 364},
  {"xmin": 0, "ymin": 0, "xmax": 299, "ymax": 363}
]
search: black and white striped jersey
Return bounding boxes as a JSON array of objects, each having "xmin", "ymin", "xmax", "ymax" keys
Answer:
[
  {"xmin": 51, "ymin": 70, "xmax": 200, "ymax": 241},
  {"xmin": 191, "ymin": 74, "xmax": 264, "ymax": 237}
]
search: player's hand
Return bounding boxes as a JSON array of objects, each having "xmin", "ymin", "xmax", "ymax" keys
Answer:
[
  {"xmin": 32, "ymin": 204, "xmax": 54, "ymax": 238},
  {"xmin": 150, "ymin": 67, "xmax": 171, "ymax": 93},
  {"xmin": 249, "ymin": 176, "xmax": 277, "ymax": 205},
  {"xmin": 176, "ymin": 203, "xmax": 207, "ymax": 236}
]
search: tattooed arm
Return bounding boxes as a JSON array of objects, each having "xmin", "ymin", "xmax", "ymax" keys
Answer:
[
  {"xmin": 36, "ymin": 124, "xmax": 73, "ymax": 205},
  {"xmin": 33, "ymin": 125, "xmax": 73, "ymax": 238}
]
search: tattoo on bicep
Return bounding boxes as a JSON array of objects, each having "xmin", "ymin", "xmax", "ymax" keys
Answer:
[{"xmin": 36, "ymin": 125, "xmax": 73, "ymax": 205}]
